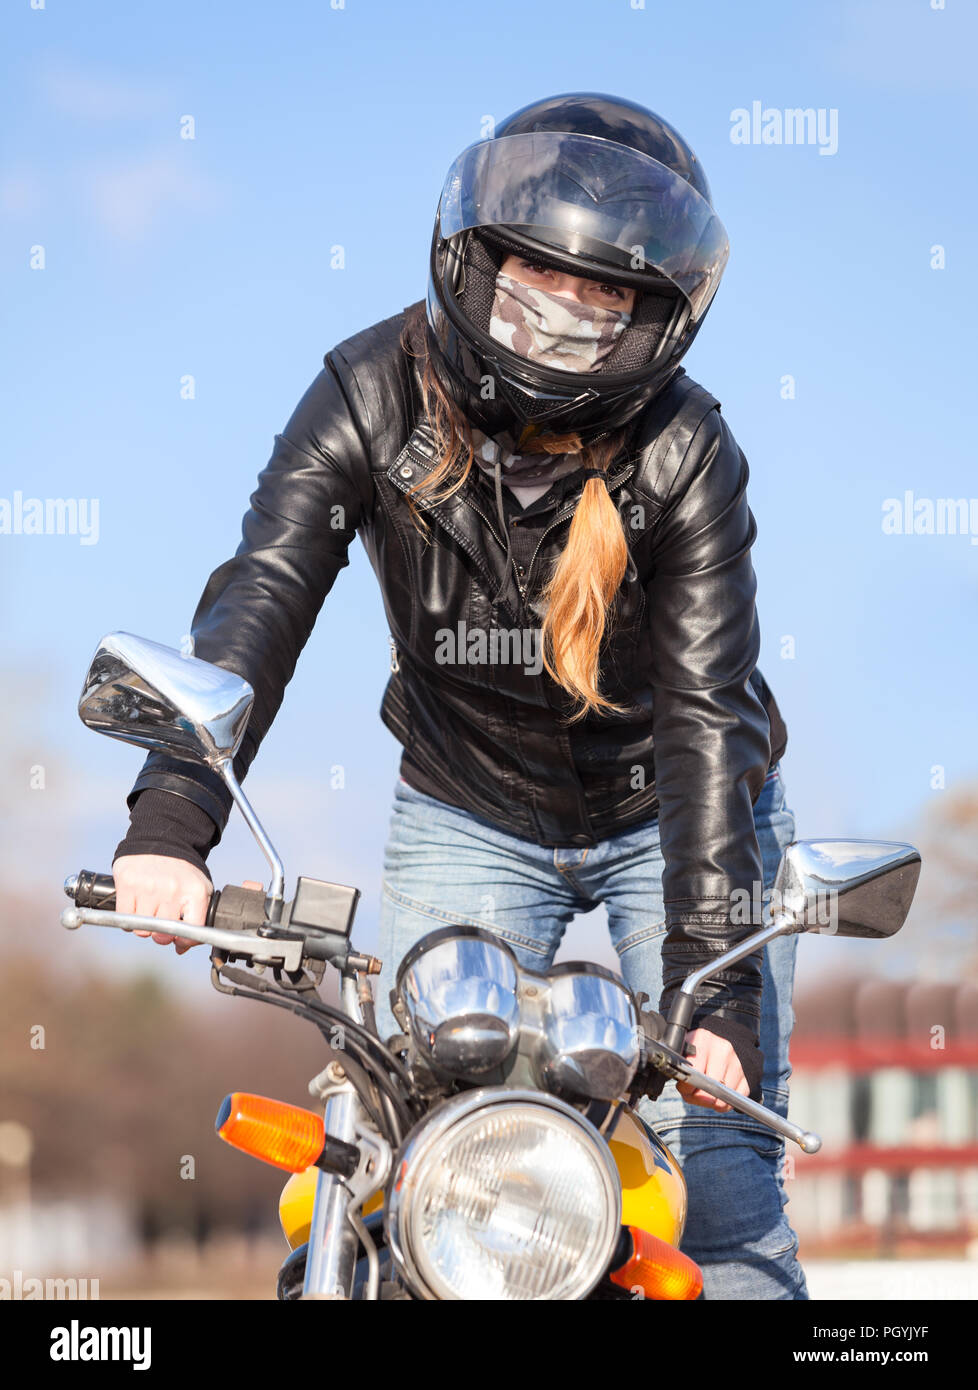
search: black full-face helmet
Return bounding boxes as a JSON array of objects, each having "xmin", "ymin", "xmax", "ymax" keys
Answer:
[{"xmin": 425, "ymin": 92, "xmax": 729, "ymax": 445}]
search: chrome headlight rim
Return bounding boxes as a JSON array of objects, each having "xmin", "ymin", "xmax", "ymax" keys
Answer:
[
  {"xmin": 384, "ymin": 1087, "xmax": 622, "ymax": 1302},
  {"xmin": 544, "ymin": 959, "xmax": 637, "ymax": 990},
  {"xmin": 394, "ymin": 923, "xmax": 519, "ymax": 991}
]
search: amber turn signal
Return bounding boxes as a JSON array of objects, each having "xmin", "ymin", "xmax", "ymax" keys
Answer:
[
  {"xmin": 609, "ymin": 1226, "xmax": 704, "ymax": 1300},
  {"xmin": 216, "ymin": 1092, "xmax": 325, "ymax": 1173}
]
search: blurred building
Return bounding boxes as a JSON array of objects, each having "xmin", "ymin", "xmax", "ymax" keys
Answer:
[{"xmin": 787, "ymin": 978, "xmax": 978, "ymax": 1253}]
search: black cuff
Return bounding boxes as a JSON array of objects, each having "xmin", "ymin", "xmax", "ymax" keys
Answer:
[
  {"xmin": 124, "ymin": 729, "xmax": 260, "ymax": 841},
  {"xmin": 113, "ymin": 789, "xmax": 218, "ymax": 883},
  {"xmin": 686, "ymin": 1014, "xmax": 765, "ymax": 1103}
]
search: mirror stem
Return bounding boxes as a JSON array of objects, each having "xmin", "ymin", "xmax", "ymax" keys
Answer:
[
  {"xmin": 661, "ymin": 909, "xmax": 799, "ymax": 1053},
  {"xmin": 217, "ymin": 758, "xmax": 286, "ymax": 921}
]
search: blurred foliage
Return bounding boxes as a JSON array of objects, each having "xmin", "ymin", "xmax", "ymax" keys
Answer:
[
  {"xmin": 917, "ymin": 784, "xmax": 978, "ymax": 957},
  {"xmin": 886, "ymin": 782, "xmax": 978, "ymax": 981},
  {"xmin": 0, "ymin": 939, "xmax": 332, "ymax": 1239}
]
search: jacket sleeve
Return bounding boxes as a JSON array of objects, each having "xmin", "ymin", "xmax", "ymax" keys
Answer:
[
  {"xmin": 122, "ymin": 353, "xmax": 373, "ymax": 841},
  {"xmin": 646, "ymin": 409, "xmax": 773, "ymax": 1044}
]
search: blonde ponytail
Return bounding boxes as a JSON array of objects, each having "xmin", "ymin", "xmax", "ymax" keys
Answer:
[
  {"xmin": 538, "ymin": 432, "xmax": 631, "ymax": 721},
  {"xmin": 400, "ymin": 305, "xmax": 632, "ymax": 722}
]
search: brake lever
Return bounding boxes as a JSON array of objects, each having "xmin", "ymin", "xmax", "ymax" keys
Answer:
[
  {"xmin": 674, "ymin": 1057, "xmax": 821, "ymax": 1154},
  {"xmin": 636, "ymin": 1036, "xmax": 821, "ymax": 1153}
]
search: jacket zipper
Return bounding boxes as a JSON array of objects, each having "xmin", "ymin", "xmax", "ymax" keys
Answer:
[
  {"xmin": 409, "ymin": 455, "xmax": 528, "ymax": 602},
  {"xmin": 466, "ymin": 495, "xmax": 528, "ymax": 603},
  {"xmin": 388, "ymin": 636, "xmax": 400, "ymax": 673}
]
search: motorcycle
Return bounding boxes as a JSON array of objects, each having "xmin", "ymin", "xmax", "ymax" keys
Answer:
[{"xmin": 61, "ymin": 632, "xmax": 921, "ymax": 1300}]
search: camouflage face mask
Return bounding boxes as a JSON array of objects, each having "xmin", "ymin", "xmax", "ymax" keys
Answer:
[{"xmin": 488, "ymin": 271, "xmax": 631, "ymax": 373}]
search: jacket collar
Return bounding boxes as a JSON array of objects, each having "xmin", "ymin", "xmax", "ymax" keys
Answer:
[
  {"xmin": 386, "ymin": 414, "xmax": 640, "ymax": 522},
  {"xmin": 386, "ymin": 420, "xmax": 524, "ymax": 623},
  {"xmin": 384, "ymin": 370, "xmax": 715, "ymax": 610}
]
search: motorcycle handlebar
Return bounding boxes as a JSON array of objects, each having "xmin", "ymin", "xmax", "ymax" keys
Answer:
[
  {"xmin": 64, "ymin": 870, "xmax": 118, "ymax": 912},
  {"xmin": 61, "ymin": 872, "xmax": 375, "ymax": 973},
  {"xmin": 63, "ymin": 871, "xmax": 269, "ymax": 935},
  {"xmin": 62, "ymin": 872, "xmax": 821, "ymax": 1149}
]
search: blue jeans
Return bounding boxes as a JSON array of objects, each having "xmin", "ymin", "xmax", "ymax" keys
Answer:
[{"xmin": 376, "ymin": 763, "xmax": 808, "ymax": 1301}]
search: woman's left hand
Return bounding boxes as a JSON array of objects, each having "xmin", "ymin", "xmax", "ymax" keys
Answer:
[{"xmin": 676, "ymin": 1028, "xmax": 749, "ymax": 1111}]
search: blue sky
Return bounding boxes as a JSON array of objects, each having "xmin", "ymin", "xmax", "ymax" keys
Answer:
[{"xmin": 2, "ymin": 0, "xmax": 975, "ymax": 990}]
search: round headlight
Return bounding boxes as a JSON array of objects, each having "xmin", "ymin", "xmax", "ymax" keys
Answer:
[{"xmin": 386, "ymin": 1089, "xmax": 621, "ymax": 1300}]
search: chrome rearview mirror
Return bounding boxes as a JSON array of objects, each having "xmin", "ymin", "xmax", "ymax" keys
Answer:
[
  {"xmin": 78, "ymin": 631, "xmax": 254, "ymax": 768},
  {"xmin": 662, "ymin": 836, "xmax": 922, "ymax": 1056},
  {"xmin": 772, "ymin": 839, "xmax": 921, "ymax": 938},
  {"xmin": 77, "ymin": 632, "xmax": 285, "ymax": 918}
]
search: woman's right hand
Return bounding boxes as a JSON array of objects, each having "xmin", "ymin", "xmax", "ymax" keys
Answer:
[{"xmin": 112, "ymin": 854, "xmax": 212, "ymax": 955}]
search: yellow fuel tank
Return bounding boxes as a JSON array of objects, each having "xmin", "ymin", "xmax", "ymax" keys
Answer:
[
  {"xmin": 278, "ymin": 1103, "xmax": 685, "ymax": 1252},
  {"xmin": 606, "ymin": 1104, "xmax": 687, "ymax": 1244},
  {"xmin": 279, "ymin": 1167, "xmax": 382, "ymax": 1250}
]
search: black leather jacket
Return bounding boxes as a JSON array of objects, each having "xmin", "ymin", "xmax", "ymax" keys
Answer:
[{"xmin": 121, "ymin": 302, "xmax": 787, "ymax": 1048}]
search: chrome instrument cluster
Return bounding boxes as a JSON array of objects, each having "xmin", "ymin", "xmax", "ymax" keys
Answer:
[{"xmin": 395, "ymin": 926, "xmax": 641, "ymax": 1102}]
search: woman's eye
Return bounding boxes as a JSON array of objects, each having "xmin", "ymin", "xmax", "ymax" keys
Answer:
[{"xmin": 516, "ymin": 260, "xmax": 627, "ymax": 303}]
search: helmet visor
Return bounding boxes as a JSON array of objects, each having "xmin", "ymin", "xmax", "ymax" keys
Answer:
[{"xmin": 439, "ymin": 131, "xmax": 728, "ymax": 321}]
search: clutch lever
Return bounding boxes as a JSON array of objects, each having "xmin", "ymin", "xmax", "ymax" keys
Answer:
[
  {"xmin": 60, "ymin": 904, "xmax": 307, "ymax": 971},
  {"xmin": 62, "ymin": 872, "xmax": 377, "ymax": 976}
]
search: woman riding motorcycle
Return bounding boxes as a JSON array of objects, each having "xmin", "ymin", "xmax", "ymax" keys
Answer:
[{"xmin": 111, "ymin": 92, "xmax": 807, "ymax": 1300}]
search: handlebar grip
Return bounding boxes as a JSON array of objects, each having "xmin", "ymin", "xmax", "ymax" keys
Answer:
[
  {"xmin": 210, "ymin": 884, "xmax": 267, "ymax": 933},
  {"xmin": 65, "ymin": 870, "xmax": 242, "ymax": 931},
  {"xmin": 66, "ymin": 870, "xmax": 117, "ymax": 911}
]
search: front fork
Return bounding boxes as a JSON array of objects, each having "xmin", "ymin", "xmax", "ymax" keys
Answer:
[
  {"xmin": 303, "ymin": 1086, "xmax": 362, "ymax": 1299},
  {"xmin": 302, "ymin": 974, "xmax": 390, "ymax": 1300}
]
